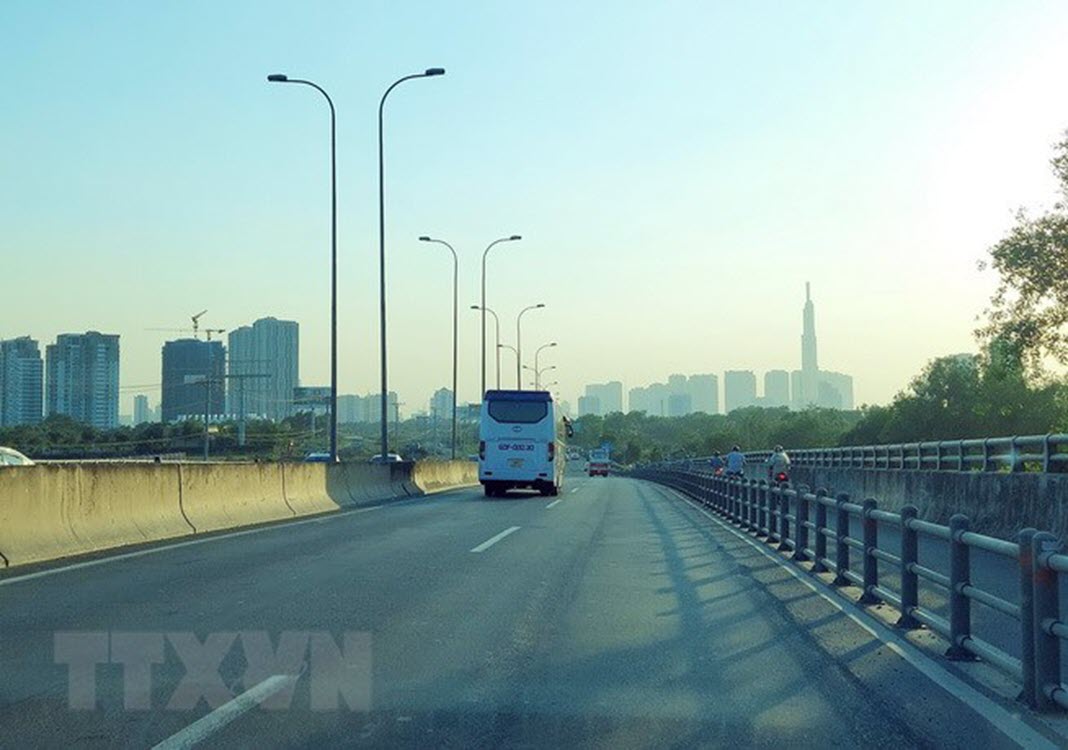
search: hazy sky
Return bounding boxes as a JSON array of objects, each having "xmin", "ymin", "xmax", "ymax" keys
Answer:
[{"xmin": 3, "ymin": 1, "xmax": 1068, "ymax": 416}]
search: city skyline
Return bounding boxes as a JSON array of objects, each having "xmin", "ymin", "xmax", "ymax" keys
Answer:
[{"xmin": 4, "ymin": 3, "xmax": 1068, "ymax": 419}]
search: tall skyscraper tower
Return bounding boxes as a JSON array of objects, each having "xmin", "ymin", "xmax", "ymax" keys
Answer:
[
  {"xmin": 46, "ymin": 332, "xmax": 120, "ymax": 429},
  {"xmin": 161, "ymin": 339, "xmax": 225, "ymax": 422},
  {"xmin": 801, "ymin": 281, "xmax": 818, "ymax": 373},
  {"xmin": 0, "ymin": 337, "xmax": 44, "ymax": 427},
  {"xmin": 227, "ymin": 317, "xmax": 299, "ymax": 420}
]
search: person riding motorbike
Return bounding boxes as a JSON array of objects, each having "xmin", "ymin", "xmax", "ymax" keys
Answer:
[
  {"xmin": 709, "ymin": 452, "xmax": 725, "ymax": 476},
  {"xmin": 725, "ymin": 445, "xmax": 746, "ymax": 476},
  {"xmin": 767, "ymin": 445, "xmax": 791, "ymax": 483}
]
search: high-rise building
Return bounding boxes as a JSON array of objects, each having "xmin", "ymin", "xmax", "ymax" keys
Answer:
[
  {"xmin": 133, "ymin": 394, "xmax": 152, "ymax": 425},
  {"xmin": 0, "ymin": 337, "xmax": 43, "ymax": 427},
  {"xmin": 819, "ymin": 371, "xmax": 854, "ymax": 410},
  {"xmin": 723, "ymin": 370, "xmax": 757, "ymax": 412},
  {"xmin": 227, "ymin": 317, "xmax": 299, "ymax": 421},
  {"xmin": 764, "ymin": 370, "xmax": 790, "ymax": 408},
  {"xmin": 337, "ymin": 394, "xmax": 363, "ymax": 424},
  {"xmin": 686, "ymin": 374, "xmax": 719, "ymax": 414},
  {"xmin": 430, "ymin": 388, "xmax": 454, "ymax": 420},
  {"xmin": 790, "ymin": 284, "xmax": 855, "ymax": 410},
  {"xmin": 802, "ymin": 281, "xmax": 818, "ymax": 373},
  {"xmin": 667, "ymin": 392, "xmax": 692, "ymax": 417},
  {"xmin": 161, "ymin": 339, "xmax": 225, "ymax": 422},
  {"xmin": 584, "ymin": 381, "xmax": 623, "ymax": 415},
  {"xmin": 577, "ymin": 395, "xmax": 601, "ymax": 417},
  {"xmin": 46, "ymin": 332, "xmax": 120, "ymax": 429}
]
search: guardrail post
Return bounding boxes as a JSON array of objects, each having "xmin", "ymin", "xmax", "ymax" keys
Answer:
[
  {"xmin": 1032, "ymin": 531, "xmax": 1062, "ymax": 712},
  {"xmin": 755, "ymin": 480, "xmax": 767, "ymax": 538},
  {"xmin": 812, "ymin": 489, "xmax": 828, "ymax": 573},
  {"xmin": 859, "ymin": 498, "xmax": 880, "ymax": 604},
  {"xmin": 897, "ymin": 505, "xmax": 921, "ymax": 629},
  {"xmin": 1043, "ymin": 434, "xmax": 1053, "ymax": 473},
  {"xmin": 946, "ymin": 514, "xmax": 977, "ymax": 661},
  {"xmin": 1011, "ymin": 436, "xmax": 1023, "ymax": 473},
  {"xmin": 1018, "ymin": 528, "xmax": 1037, "ymax": 708},
  {"xmin": 746, "ymin": 480, "xmax": 756, "ymax": 530},
  {"xmin": 833, "ymin": 493, "xmax": 850, "ymax": 586},
  {"xmin": 777, "ymin": 487, "xmax": 791, "ymax": 551},
  {"xmin": 793, "ymin": 487, "xmax": 809, "ymax": 562}
]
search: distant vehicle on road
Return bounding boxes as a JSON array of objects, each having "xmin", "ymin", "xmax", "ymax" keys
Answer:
[
  {"xmin": 369, "ymin": 453, "xmax": 404, "ymax": 464},
  {"xmin": 588, "ymin": 448, "xmax": 610, "ymax": 477},
  {"xmin": 0, "ymin": 447, "xmax": 34, "ymax": 466},
  {"xmin": 303, "ymin": 452, "xmax": 333, "ymax": 463},
  {"xmin": 479, "ymin": 389, "xmax": 565, "ymax": 498}
]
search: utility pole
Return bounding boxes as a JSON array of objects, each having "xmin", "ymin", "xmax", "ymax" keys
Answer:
[{"xmin": 392, "ymin": 401, "xmax": 404, "ymax": 451}]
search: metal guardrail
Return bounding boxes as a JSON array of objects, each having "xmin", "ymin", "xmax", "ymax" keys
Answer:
[
  {"xmin": 633, "ymin": 467, "xmax": 1068, "ymax": 712},
  {"xmin": 737, "ymin": 433, "xmax": 1068, "ymax": 474}
]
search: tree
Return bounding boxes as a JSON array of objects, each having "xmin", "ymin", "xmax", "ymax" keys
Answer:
[{"xmin": 979, "ymin": 130, "xmax": 1068, "ymax": 372}]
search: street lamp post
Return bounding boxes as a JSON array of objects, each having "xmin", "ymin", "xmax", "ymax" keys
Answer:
[
  {"xmin": 534, "ymin": 342, "xmax": 557, "ymax": 387},
  {"xmin": 480, "ymin": 236, "xmax": 521, "ymax": 397},
  {"xmin": 471, "ymin": 305, "xmax": 502, "ymax": 389},
  {"xmin": 524, "ymin": 364, "xmax": 556, "ymax": 390},
  {"xmin": 419, "ymin": 236, "xmax": 458, "ymax": 459},
  {"xmin": 267, "ymin": 73, "xmax": 339, "ymax": 462},
  {"xmin": 516, "ymin": 303, "xmax": 545, "ymax": 390},
  {"xmin": 379, "ymin": 67, "xmax": 445, "ymax": 462},
  {"xmin": 498, "ymin": 343, "xmax": 518, "ymax": 386}
]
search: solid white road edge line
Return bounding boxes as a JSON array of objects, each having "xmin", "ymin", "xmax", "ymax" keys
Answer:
[
  {"xmin": 0, "ymin": 489, "xmax": 461, "ymax": 587},
  {"xmin": 657, "ymin": 484, "xmax": 1059, "ymax": 750},
  {"xmin": 546, "ymin": 499, "xmax": 563, "ymax": 509},
  {"xmin": 470, "ymin": 526, "xmax": 521, "ymax": 553},
  {"xmin": 151, "ymin": 674, "xmax": 297, "ymax": 750}
]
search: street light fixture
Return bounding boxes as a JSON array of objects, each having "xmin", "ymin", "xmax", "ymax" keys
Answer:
[
  {"xmin": 480, "ymin": 236, "xmax": 521, "ymax": 397},
  {"xmin": 534, "ymin": 341, "xmax": 557, "ymax": 384},
  {"xmin": 419, "ymin": 236, "xmax": 458, "ymax": 459},
  {"xmin": 524, "ymin": 363, "xmax": 557, "ymax": 390},
  {"xmin": 379, "ymin": 67, "xmax": 445, "ymax": 462},
  {"xmin": 471, "ymin": 305, "xmax": 502, "ymax": 389},
  {"xmin": 498, "ymin": 343, "xmax": 518, "ymax": 387},
  {"xmin": 267, "ymin": 73, "xmax": 339, "ymax": 462},
  {"xmin": 516, "ymin": 303, "xmax": 545, "ymax": 390}
]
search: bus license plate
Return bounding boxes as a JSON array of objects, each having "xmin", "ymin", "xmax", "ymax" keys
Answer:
[{"xmin": 508, "ymin": 458, "xmax": 524, "ymax": 468}]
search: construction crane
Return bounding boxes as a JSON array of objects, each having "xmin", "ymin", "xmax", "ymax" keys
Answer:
[{"xmin": 147, "ymin": 310, "xmax": 225, "ymax": 340}]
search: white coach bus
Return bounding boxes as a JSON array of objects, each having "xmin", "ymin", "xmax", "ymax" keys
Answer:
[{"xmin": 479, "ymin": 390, "xmax": 568, "ymax": 498}]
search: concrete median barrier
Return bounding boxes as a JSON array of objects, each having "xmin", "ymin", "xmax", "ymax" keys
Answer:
[
  {"xmin": 0, "ymin": 463, "xmax": 191, "ymax": 568},
  {"xmin": 180, "ymin": 463, "xmax": 296, "ymax": 533},
  {"xmin": 325, "ymin": 463, "xmax": 395, "ymax": 506},
  {"xmin": 411, "ymin": 460, "xmax": 479, "ymax": 494},
  {"xmin": 281, "ymin": 463, "xmax": 341, "ymax": 516},
  {"xmin": 0, "ymin": 457, "xmax": 479, "ymax": 569}
]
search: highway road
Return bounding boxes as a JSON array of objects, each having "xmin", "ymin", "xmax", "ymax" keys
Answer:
[{"xmin": 0, "ymin": 473, "xmax": 1059, "ymax": 748}]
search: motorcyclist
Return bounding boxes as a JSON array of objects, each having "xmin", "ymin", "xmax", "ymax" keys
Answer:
[
  {"xmin": 725, "ymin": 445, "xmax": 746, "ymax": 476},
  {"xmin": 767, "ymin": 445, "xmax": 791, "ymax": 482},
  {"xmin": 709, "ymin": 452, "xmax": 725, "ymax": 475}
]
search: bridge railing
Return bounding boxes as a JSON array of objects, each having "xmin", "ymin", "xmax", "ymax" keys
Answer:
[
  {"xmin": 662, "ymin": 433, "xmax": 1068, "ymax": 474},
  {"xmin": 632, "ymin": 466, "xmax": 1068, "ymax": 713}
]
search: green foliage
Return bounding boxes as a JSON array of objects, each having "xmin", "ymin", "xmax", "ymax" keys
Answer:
[
  {"xmin": 568, "ymin": 407, "xmax": 861, "ymax": 463},
  {"xmin": 979, "ymin": 130, "xmax": 1068, "ymax": 372},
  {"xmin": 840, "ymin": 342, "xmax": 1068, "ymax": 444}
]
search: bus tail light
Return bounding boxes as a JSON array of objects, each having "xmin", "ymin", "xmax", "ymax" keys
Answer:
[
  {"xmin": 548, "ymin": 442, "xmax": 555, "ymax": 461},
  {"xmin": 479, "ymin": 441, "xmax": 485, "ymax": 460}
]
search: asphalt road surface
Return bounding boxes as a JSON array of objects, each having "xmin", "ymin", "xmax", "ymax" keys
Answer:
[{"xmin": 0, "ymin": 475, "xmax": 1058, "ymax": 748}]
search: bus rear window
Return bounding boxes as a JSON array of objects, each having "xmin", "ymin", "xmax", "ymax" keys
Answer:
[{"xmin": 488, "ymin": 400, "xmax": 548, "ymax": 424}]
